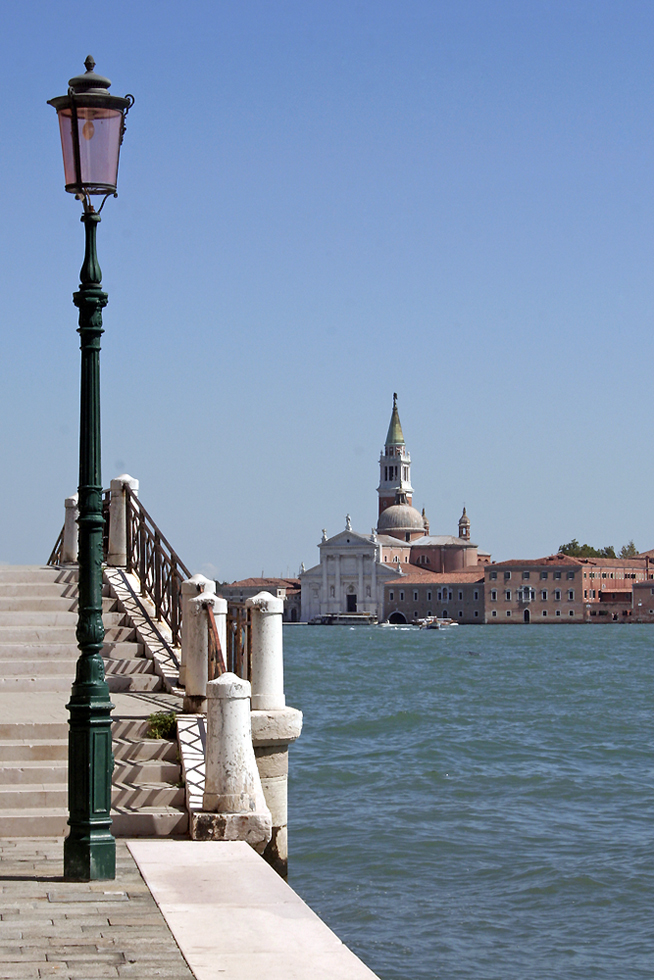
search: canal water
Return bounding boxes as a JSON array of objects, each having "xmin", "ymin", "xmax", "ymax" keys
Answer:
[{"xmin": 284, "ymin": 624, "xmax": 654, "ymax": 980}]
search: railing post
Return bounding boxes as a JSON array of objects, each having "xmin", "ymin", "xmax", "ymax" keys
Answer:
[
  {"xmin": 191, "ymin": 673, "xmax": 271, "ymax": 851},
  {"xmin": 182, "ymin": 590, "xmax": 227, "ymax": 713},
  {"xmin": 138, "ymin": 513, "xmax": 146, "ymax": 596},
  {"xmin": 180, "ymin": 574, "xmax": 216, "ymax": 688},
  {"xmin": 246, "ymin": 591, "xmax": 302, "ymax": 876},
  {"xmin": 107, "ymin": 474, "xmax": 139, "ymax": 567},
  {"xmin": 61, "ymin": 493, "xmax": 79, "ymax": 564},
  {"xmin": 246, "ymin": 592, "xmax": 285, "ymax": 709},
  {"xmin": 154, "ymin": 531, "xmax": 162, "ymax": 618}
]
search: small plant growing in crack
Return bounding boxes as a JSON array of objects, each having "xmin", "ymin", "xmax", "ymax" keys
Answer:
[{"xmin": 145, "ymin": 711, "xmax": 177, "ymax": 740}]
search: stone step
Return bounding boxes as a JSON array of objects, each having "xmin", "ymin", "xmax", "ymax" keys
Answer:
[
  {"xmin": 113, "ymin": 738, "xmax": 177, "ymax": 762},
  {"xmin": 113, "ymin": 760, "xmax": 181, "ymax": 784},
  {"xmin": 105, "ymin": 626, "xmax": 137, "ymax": 643},
  {"xmin": 112, "ymin": 782, "xmax": 185, "ymax": 809},
  {"xmin": 0, "ymin": 659, "xmax": 77, "ymax": 676},
  {"xmin": 0, "ymin": 610, "xmax": 125, "ymax": 627},
  {"xmin": 0, "ymin": 739, "xmax": 68, "ymax": 761},
  {"xmin": 0, "ymin": 721, "xmax": 68, "ymax": 740},
  {"xmin": 0, "ymin": 583, "xmax": 79, "ymax": 598},
  {"xmin": 0, "ymin": 641, "xmax": 142, "ymax": 658},
  {"xmin": 106, "ymin": 673, "xmax": 163, "ymax": 693},
  {"xmin": 0, "ymin": 676, "xmax": 76, "ymax": 692},
  {"xmin": 104, "ymin": 641, "xmax": 145, "ymax": 659},
  {"xmin": 0, "ymin": 761, "xmax": 67, "ymax": 785},
  {"xmin": 0, "ymin": 784, "xmax": 68, "ymax": 808},
  {"xmin": 0, "ymin": 596, "xmax": 116, "ymax": 613},
  {"xmin": 112, "ymin": 718, "xmax": 150, "ymax": 739},
  {"xmin": 111, "ymin": 806, "xmax": 188, "ymax": 837},
  {"xmin": 104, "ymin": 658, "xmax": 156, "ymax": 676},
  {"xmin": 0, "ymin": 566, "xmax": 77, "ymax": 583},
  {"xmin": 0, "ymin": 808, "xmax": 69, "ymax": 836}
]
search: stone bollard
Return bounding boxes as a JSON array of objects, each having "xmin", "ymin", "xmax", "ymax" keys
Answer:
[
  {"xmin": 192, "ymin": 673, "xmax": 272, "ymax": 852},
  {"xmin": 246, "ymin": 591, "xmax": 302, "ymax": 876},
  {"xmin": 246, "ymin": 592, "xmax": 285, "ymax": 710},
  {"xmin": 182, "ymin": 591, "xmax": 226, "ymax": 713},
  {"xmin": 61, "ymin": 493, "xmax": 79, "ymax": 564},
  {"xmin": 107, "ymin": 474, "xmax": 139, "ymax": 566},
  {"xmin": 180, "ymin": 574, "xmax": 217, "ymax": 689}
]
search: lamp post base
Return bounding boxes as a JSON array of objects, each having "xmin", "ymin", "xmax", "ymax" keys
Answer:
[{"xmin": 64, "ymin": 830, "xmax": 116, "ymax": 881}]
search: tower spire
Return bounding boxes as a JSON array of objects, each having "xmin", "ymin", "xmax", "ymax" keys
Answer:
[{"xmin": 385, "ymin": 392, "xmax": 405, "ymax": 447}]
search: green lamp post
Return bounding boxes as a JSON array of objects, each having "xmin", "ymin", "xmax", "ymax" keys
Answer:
[{"xmin": 48, "ymin": 58, "xmax": 133, "ymax": 880}]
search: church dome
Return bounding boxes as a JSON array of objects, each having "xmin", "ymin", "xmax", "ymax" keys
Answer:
[{"xmin": 377, "ymin": 503, "xmax": 426, "ymax": 532}]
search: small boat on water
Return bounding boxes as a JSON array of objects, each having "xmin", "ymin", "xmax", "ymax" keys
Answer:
[{"xmin": 419, "ymin": 617, "xmax": 459, "ymax": 630}]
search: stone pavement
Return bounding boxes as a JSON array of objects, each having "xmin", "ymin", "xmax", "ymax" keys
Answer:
[{"xmin": 0, "ymin": 837, "xmax": 195, "ymax": 980}]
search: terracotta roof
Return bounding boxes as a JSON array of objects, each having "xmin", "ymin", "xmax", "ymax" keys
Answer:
[
  {"xmin": 225, "ymin": 577, "xmax": 300, "ymax": 590},
  {"xmin": 490, "ymin": 555, "xmax": 582, "ymax": 567},
  {"xmin": 385, "ymin": 568, "xmax": 484, "ymax": 585}
]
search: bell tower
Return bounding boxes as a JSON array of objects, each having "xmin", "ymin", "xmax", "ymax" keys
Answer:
[{"xmin": 377, "ymin": 393, "xmax": 414, "ymax": 517}]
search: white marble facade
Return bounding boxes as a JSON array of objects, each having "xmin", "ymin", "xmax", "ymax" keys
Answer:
[{"xmin": 300, "ymin": 523, "xmax": 399, "ymax": 622}]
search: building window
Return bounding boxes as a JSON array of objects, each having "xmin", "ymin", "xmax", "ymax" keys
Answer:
[
  {"xmin": 554, "ymin": 571, "xmax": 561, "ymax": 580},
  {"xmin": 541, "ymin": 590, "xmax": 547, "ymax": 600},
  {"xmin": 458, "ymin": 590, "xmax": 463, "ymax": 601},
  {"xmin": 427, "ymin": 591, "xmax": 432, "ymax": 601},
  {"xmin": 330, "ymin": 586, "xmax": 335, "ymax": 597},
  {"xmin": 414, "ymin": 611, "xmax": 418, "ymax": 618},
  {"xmin": 540, "ymin": 571, "xmax": 548, "ymax": 580},
  {"xmin": 556, "ymin": 610, "xmax": 561, "ymax": 617},
  {"xmin": 389, "ymin": 591, "xmax": 394, "ymax": 601},
  {"xmin": 554, "ymin": 589, "xmax": 561, "ymax": 600},
  {"xmin": 437, "ymin": 590, "xmax": 442, "ymax": 600},
  {"xmin": 490, "ymin": 571, "xmax": 498, "ymax": 580},
  {"xmin": 474, "ymin": 610, "xmax": 479, "ymax": 617},
  {"xmin": 384, "ymin": 556, "xmax": 388, "ymax": 562},
  {"xmin": 492, "ymin": 610, "xmax": 497, "ymax": 617},
  {"xmin": 522, "ymin": 571, "xmax": 530, "ymax": 580},
  {"xmin": 400, "ymin": 591, "xmax": 404, "ymax": 601},
  {"xmin": 584, "ymin": 590, "xmax": 588, "ymax": 598},
  {"xmin": 405, "ymin": 556, "xmax": 408, "ymax": 562},
  {"xmin": 427, "ymin": 610, "xmax": 432, "ymax": 616},
  {"xmin": 413, "ymin": 591, "xmax": 418, "ymax": 602},
  {"xmin": 567, "ymin": 571, "xmax": 575, "ymax": 580},
  {"xmin": 569, "ymin": 609, "xmax": 574, "ymax": 616},
  {"xmin": 448, "ymin": 591, "xmax": 453, "ymax": 601},
  {"xmin": 442, "ymin": 609, "xmax": 448, "ymax": 617},
  {"xmin": 542, "ymin": 610, "xmax": 547, "ymax": 617},
  {"xmin": 491, "ymin": 590, "xmax": 497, "ymax": 601},
  {"xmin": 505, "ymin": 590, "xmax": 511, "ymax": 600},
  {"xmin": 473, "ymin": 590, "xmax": 479, "ymax": 600},
  {"xmin": 506, "ymin": 610, "xmax": 511, "ymax": 617},
  {"xmin": 567, "ymin": 590, "xmax": 574, "ymax": 600},
  {"xmin": 458, "ymin": 610, "xmax": 463, "ymax": 618},
  {"xmin": 504, "ymin": 571, "xmax": 511, "ymax": 581}
]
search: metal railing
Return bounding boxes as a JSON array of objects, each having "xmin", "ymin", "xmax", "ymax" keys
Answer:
[
  {"xmin": 123, "ymin": 484, "xmax": 191, "ymax": 647},
  {"xmin": 48, "ymin": 486, "xmax": 252, "ymax": 680},
  {"xmin": 225, "ymin": 602, "xmax": 251, "ymax": 680}
]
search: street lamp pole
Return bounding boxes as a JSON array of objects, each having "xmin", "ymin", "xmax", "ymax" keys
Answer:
[{"xmin": 48, "ymin": 58, "xmax": 133, "ymax": 880}]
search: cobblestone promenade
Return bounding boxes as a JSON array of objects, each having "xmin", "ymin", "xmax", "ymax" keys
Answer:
[{"xmin": 0, "ymin": 838, "xmax": 195, "ymax": 980}]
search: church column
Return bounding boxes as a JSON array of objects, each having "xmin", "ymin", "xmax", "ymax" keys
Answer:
[
  {"xmin": 357, "ymin": 554, "xmax": 364, "ymax": 610},
  {"xmin": 334, "ymin": 553, "xmax": 341, "ymax": 611},
  {"xmin": 321, "ymin": 555, "xmax": 328, "ymax": 614},
  {"xmin": 371, "ymin": 551, "xmax": 377, "ymax": 617}
]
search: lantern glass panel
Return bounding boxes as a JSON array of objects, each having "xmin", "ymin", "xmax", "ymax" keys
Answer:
[{"xmin": 57, "ymin": 106, "xmax": 123, "ymax": 192}]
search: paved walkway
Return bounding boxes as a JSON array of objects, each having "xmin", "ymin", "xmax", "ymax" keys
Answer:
[{"xmin": 0, "ymin": 837, "xmax": 194, "ymax": 980}]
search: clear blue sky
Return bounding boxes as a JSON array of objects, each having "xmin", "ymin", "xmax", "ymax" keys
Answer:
[{"xmin": 1, "ymin": 0, "xmax": 653, "ymax": 580}]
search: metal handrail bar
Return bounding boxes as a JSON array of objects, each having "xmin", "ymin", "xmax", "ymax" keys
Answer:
[
  {"xmin": 47, "ymin": 527, "xmax": 64, "ymax": 567},
  {"xmin": 123, "ymin": 484, "xmax": 191, "ymax": 646},
  {"xmin": 225, "ymin": 602, "xmax": 251, "ymax": 681},
  {"xmin": 206, "ymin": 603, "xmax": 227, "ymax": 681}
]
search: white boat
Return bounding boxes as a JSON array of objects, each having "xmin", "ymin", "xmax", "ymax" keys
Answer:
[{"xmin": 420, "ymin": 617, "xmax": 459, "ymax": 630}]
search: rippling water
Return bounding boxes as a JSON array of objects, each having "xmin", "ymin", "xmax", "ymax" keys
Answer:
[{"xmin": 284, "ymin": 624, "xmax": 654, "ymax": 980}]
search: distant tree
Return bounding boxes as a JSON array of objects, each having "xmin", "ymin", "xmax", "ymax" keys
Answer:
[
  {"xmin": 558, "ymin": 539, "xmax": 616, "ymax": 559},
  {"xmin": 619, "ymin": 540, "xmax": 638, "ymax": 558}
]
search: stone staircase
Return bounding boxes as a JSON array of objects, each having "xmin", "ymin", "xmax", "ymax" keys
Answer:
[{"xmin": 0, "ymin": 565, "xmax": 188, "ymax": 837}]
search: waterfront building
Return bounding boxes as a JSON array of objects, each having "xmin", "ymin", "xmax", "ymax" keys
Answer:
[
  {"xmin": 218, "ymin": 577, "xmax": 301, "ymax": 622},
  {"xmin": 484, "ymin": 554, "xmax": 650, "ymax": 623},
  {"xmin": 383, "ymin": 567, "xmax": 485, "ymax": 624},
  {"xmin": 301, "ymin": 395, "xmax": 489, "ymax": 622}
]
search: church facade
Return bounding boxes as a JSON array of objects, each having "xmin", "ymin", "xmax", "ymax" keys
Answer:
[{"xmin": 300, "ymin": 395, "xmax": 488, "ymax": 622}]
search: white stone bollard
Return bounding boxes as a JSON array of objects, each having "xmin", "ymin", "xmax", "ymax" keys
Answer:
[
  {"xmin": 203, "ymin": 673, "xmax": 261, "ymax": 813},
  {"xmin": 246, "ymin": 591, "xmax": 285, "ymax": 710},
  {"xmin": 183, "ymin": 591, "xmax": 227, "ymax": 713},
  {"xmin": 180, "ymin": 574, "xmax": 217, "ymax": 689},
  {"xmin": 61, "ymin": 494, "xmax": 79, "ymax": 564},
  {"xmin": 107, "ymin": 474, "xmax": 139, "ymax": 567}
]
